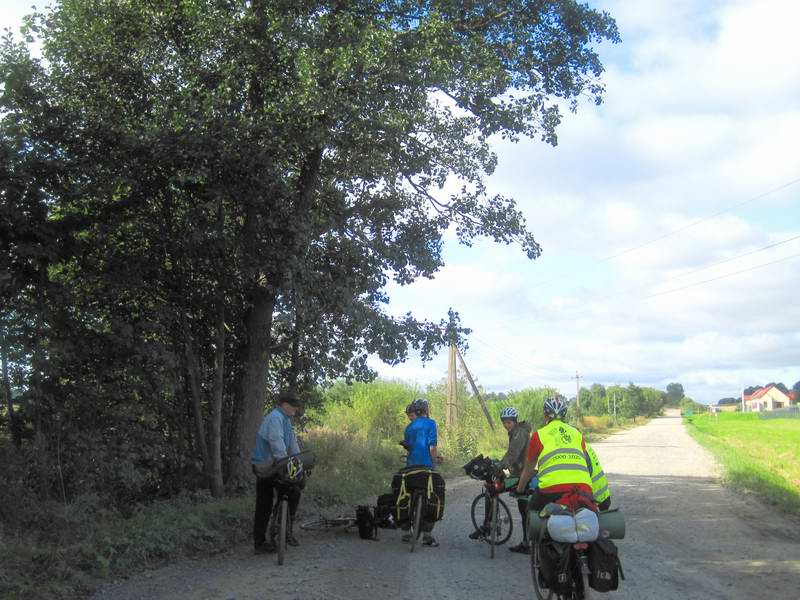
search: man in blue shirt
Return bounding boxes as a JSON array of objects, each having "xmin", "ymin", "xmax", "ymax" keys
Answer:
[
  {"xmin": 404, "ymin": 399, "xmax": 438, "ymax": 467},
  {"xmin": 251, "ymin": 390, "xmax": 302, "ymax": 554},
  {"xmin": 400, "ymin": 398, "xmax": 440, "ymax": 546}
]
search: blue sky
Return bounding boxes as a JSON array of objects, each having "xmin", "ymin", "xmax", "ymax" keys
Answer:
[
  {"xmin": 375, "ymin": 0, "xmax": 800, "ymax": 402},
  {"xmin": 3, "ymin": 0, "xmax": 798, "ymax": 403}
]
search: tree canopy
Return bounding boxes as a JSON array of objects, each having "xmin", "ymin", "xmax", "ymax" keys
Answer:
[{"xmin": 1, "ymin": 0, "xmax": 619, "ymax": 498}]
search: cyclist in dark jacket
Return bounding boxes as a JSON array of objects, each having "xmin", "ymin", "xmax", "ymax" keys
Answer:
[{"xmin": 469, "ymin": 406, "xmax": 531, "ymax": 552}]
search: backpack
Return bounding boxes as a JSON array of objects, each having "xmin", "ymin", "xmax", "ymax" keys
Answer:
[
  {"xmin": 588, "ymin": 537, "xmax": 625, "ymax": 592},
  {"xmin": 356, "ymin": 505, "xmax": 376, "ymax": 540},
  {"xmin": 538, "ymin": 540, "xmax": 573, "ymax": 595}
]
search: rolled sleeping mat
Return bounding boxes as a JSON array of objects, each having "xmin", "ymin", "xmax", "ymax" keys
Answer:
[{"xmin": 528, "ymin": 508, "xmax": 626, "ymax": 540}]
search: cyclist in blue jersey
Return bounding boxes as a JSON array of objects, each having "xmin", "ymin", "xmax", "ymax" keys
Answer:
[
  {"xmin": 404, "ymin": 399, "xmax": 438, "ymax": 467},
  {"xmin": 400, "ymin": 398, "xmax": 440, "ymax": 546}
]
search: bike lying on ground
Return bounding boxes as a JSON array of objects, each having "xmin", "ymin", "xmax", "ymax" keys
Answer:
[
  {"xmin": 264, "ymin": 451, "xmax": 315, "ymax": 566},
  {"xmin": 527, "ymin": 503, "xmax": 626, "ymax": 600},
  {"xmin": 464, "ymin": 455, "xmax": 515, "ymax": 559}
]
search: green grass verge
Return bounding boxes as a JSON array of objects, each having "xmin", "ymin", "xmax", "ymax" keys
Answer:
[
  {"xmin": 0, "ymin": 492, "xmax": 252, "ymax": 600},
  {"xmin": 684, "ymin": 412, "xmax": 800, "ymax": 515}
]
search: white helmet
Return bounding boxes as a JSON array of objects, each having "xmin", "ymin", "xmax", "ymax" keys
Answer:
[{"xmin": 500, "ymin": 406, "xmax": 519, "ymax": 420}]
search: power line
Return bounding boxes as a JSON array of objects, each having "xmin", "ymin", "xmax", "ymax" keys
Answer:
[
  {"xmin": 529, "ymin": 175, "xmax": 800, "ymax": 290},
  {"xmin": 637, "ymin": 250, "xmax": 800, "ymax": 301},
  {"xmin": 523, "ymin": 248, "xmax": 800, "ymax": 323},
  {"xmin": 578, "ymin": 233, "xmax": 800, "ymax": 308}
]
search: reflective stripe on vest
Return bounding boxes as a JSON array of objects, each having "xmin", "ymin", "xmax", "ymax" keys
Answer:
[
  {"xmin": 586, "ymin": 444, "xmax": 611, "ymax": 503},
  {"xmin": 536, "ymin": 420, "xmax": 593, "ymax": 490}
]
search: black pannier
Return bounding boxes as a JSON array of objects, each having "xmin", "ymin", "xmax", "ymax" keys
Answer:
[
  {"xmin": 374, "ymin": 493, "xmax": 396, "ymax": 528},
  {"xmin": 356, "ymin": 505, "xmax": 376, "ymax": 540},
  {"xmin": 588, "ymin": 537, "xmax": 624, "ymax": 592},
  {"xmin": 538, "ymin": 540, "xmax": 573, "ymax": 595},
  {"xmin": 391, "ymin": 467, "xmax": 446, "ymax": 523}
]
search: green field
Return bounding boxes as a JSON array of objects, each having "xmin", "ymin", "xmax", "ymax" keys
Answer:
[{"xmin": 685, "ymin": 412, "xmax": 800, "ymax": 514}]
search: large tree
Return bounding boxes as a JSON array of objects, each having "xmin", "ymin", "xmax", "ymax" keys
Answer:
[{"xmin": 1, "ymin": 0, "xmax": 619, "ymax": 494}]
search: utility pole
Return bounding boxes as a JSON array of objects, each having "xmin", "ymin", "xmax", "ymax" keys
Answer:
[
  {"xmin": 573, "ymin": 371, "xmax": 582, "ymax": 409},
  {"xmin": 456, "ymin": 347, "xmax": 495, "ymax": 431},
  {"xmin": 740, "ymin": 383, "xmax": 745, "ymax": 413},
  {"xmin": 613, "ymin": 392, "xmax": 617, "ymax": 424},
  {"xmin": 446, "ymin": 343, "xmax": 457, "ymax": 426}
]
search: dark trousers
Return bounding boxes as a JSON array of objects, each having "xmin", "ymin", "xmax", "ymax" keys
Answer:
[
  {"xmin": 598, "ymin": 497, "xmax": 611, "ymax": 511},
  {"xmin": 253, "ymin": 476, "xmax": 301, "ymax": 547},
  {"xmin": 479, "ymin": 494, "xmax": 529, "ymax": 542},
  {"xmin": 517, "ymin": 497, "xmax": 529, "ymax": 542}
]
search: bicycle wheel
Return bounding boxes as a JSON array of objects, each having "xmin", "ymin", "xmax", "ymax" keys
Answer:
[
  {"xmin": 277, "ymin": 499, "xmax": 288, "ymax": 566},
  {"xmin": 470, "ymin": 492, "xmax": 488, "ymax": 533},
  {"xmin": 531, "ymin": 539, "xmax": 556, "ymax": 600},
  {"xmin": 494, "ymin": 497, "xmax": 513, "ymax": 546},
  {"xmin": 578, "ymin": 555, "xmax": 591, "ymax": 600},
  {"xmin": 490, "ymin": 496, "xmax": 498, "ymax": 559},
  {"xmin": 581, "ymin": 570, "xmax": 591, "ymax": 600},
  {"xmin": 410, "ymin": 493, "xmax": 423, "ymax": 553},
  {"xmin": 299, "ymin": 517, "xmax": 357, "ymax": 532}
]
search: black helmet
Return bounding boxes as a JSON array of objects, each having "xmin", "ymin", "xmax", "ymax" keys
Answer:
[{"xmin": 412, "ymin": 398, "xmax": 429, "ymax": 415}]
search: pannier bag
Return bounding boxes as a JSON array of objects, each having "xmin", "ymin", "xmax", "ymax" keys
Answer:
[
  {"xmin": 538, "ymin": 540, "xmax": 573, "ymax": 595},
  {"xmin": 391, "ymin": 467, "xmax": 446, "ymax": 523},
  {"xmin": 546, "ymin": 508, "xmax": 599, "ymax": 543},
  {"xmin": 356, "ymin": 505, "xmax": 376, "ymax": 540},
  {"xmin": 374, "ymin": 493, "xmax": 396, "ymax": 528},
  {"xmin": 588, "ymin": 537, "xmax": 625, "ymax": 592}
]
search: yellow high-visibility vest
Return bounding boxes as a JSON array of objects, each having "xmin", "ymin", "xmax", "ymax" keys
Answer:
[
  {"xmin": 536, "ymin": 420, "xmax": 592, "ymax": 490},
  {"xmin": 585, "ymin": 444, "xmax": 611, "ymax": 504}
]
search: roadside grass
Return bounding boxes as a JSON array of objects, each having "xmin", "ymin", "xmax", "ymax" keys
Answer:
[
  {"xmin": 684, "ymin": 412, "xmax": 800, "ymax": 515},
  {"xmin": 0, "ymin": 492, "xmax": 252, "ymax": 600}
]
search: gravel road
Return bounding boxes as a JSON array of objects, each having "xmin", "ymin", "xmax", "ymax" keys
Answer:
[{"xmin": 93, "ymin": 412, "xmax": 800, "ymax": 600}]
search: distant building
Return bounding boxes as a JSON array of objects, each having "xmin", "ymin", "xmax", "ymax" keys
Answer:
[
  {"xmin": 743, "ymin": 385, "xmax": 796, "ymax": 412},
  {"xmin": 715, "ymin": 397, "xmax": 740, "ymax": 412}
]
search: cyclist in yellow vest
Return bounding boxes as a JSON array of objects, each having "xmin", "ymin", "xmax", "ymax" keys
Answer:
[
  {"xmin": 516, "ymin": 395, "xmax": 595, "ymax": 513},
  {"xmin": 585, "ymin": 443, "xmax": 611, "ymax": 510}
]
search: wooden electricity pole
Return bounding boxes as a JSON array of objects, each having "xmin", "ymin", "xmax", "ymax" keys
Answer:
[
  {"xmin": 446, "ymin": 343, "xmax": 458, "ymax": 426},
  {"xmin": 456, "ymin": 347, "xmax": 495, "ymax": 431},
  {"xmin": 574, "ymin": 371, "xmax": 582, "ymax": 409}
]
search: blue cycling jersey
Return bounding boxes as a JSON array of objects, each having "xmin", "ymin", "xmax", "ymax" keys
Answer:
[{"xmin": 404, "ymin": 416, "xmax": 437, "ymax": 467}]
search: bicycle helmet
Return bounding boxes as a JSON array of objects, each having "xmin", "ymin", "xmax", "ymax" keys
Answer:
[
  {"xmin": 500, "ymin": 406, "xmax": 519, "ymax": 421},
  {"xmin": 543, "ymin": 395, "xmax": 568, "ymax": 419},
  {"xmin": 412, "ymin": 398, "xmax": 429, "ymax": 416},
  {"xmin": 405, "ymin": 402, "xmax": 415, "ymax": 415}
]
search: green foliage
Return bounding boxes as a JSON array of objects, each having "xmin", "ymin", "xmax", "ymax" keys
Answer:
[
  {"xmin": 666, "ymin": 382, "xmax": 685, "ymax": 406},
  {"xmin": 1, "ymin": 0, "xmax": 620, "ymax": 499},
  {"xmin": 680, "ymin": 397, "xmax": 707, "ymax": 415},
  {"xmin": 685, "ymin": 413, "xmax": 800, "ymax": 515},
  {"xmin": 0, "ymin": 491, "xmax": 251, "ymax": 599}
]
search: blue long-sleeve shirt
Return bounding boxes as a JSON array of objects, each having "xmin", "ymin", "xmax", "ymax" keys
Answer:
[{"xmin": 251, "ymin": 407, "xmax": 300, "ymax": 464}]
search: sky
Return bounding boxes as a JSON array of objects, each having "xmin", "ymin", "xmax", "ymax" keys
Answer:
[{"xmin": 3, "ymin": 0, "xmax": 798, "ymax": 403}]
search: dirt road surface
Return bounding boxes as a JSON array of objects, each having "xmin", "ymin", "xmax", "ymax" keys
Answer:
[{"xmin": 93, "ymin": 412, "xmax": 800, "ymax": 600}]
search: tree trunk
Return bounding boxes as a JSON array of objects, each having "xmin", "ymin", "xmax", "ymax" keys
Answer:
[
  {"xmin": 227, "ymin": 286, "xmax": 276, "ymax": 489},
  {"xmin": 209, "ymin": 295, "xmax": 225, "ymax": 497},
  {"xmin": 1, "ymin": 326, "xmax": 20, "ymax": 447},
  {"xmin": 183, "ymin": 322, "xmax": 211, "ymax": 478},
  {"xmin": 208, "ymin": 198, "xmax": 226, "ymax": 498}
]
